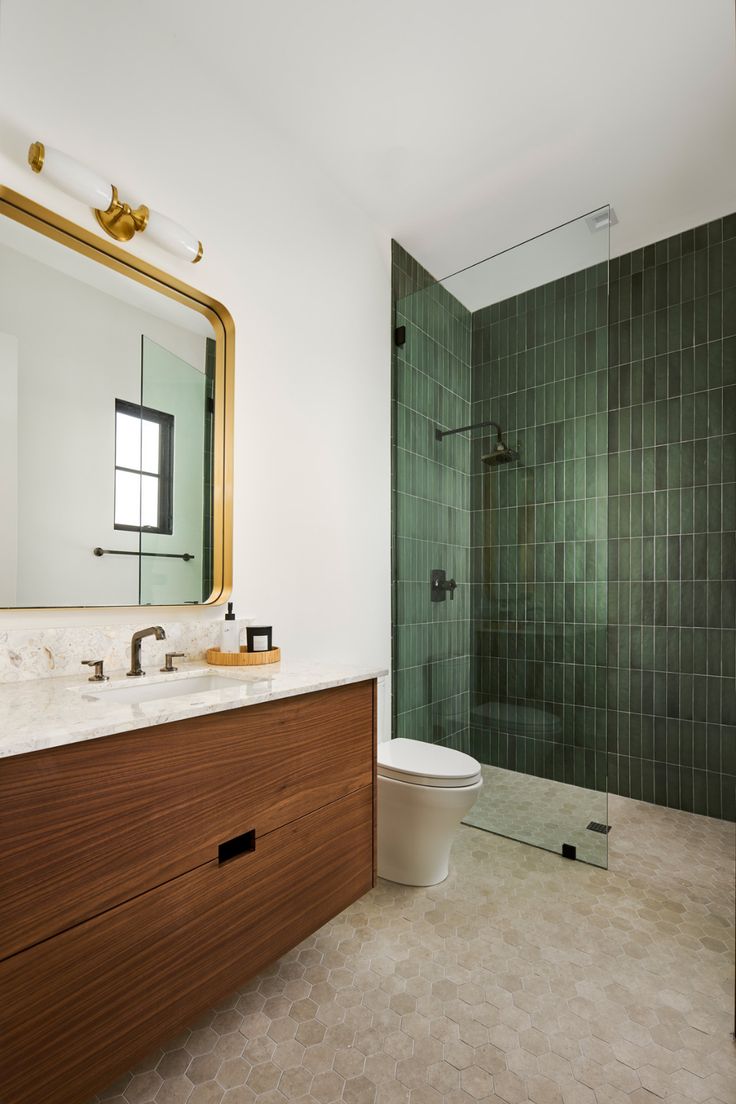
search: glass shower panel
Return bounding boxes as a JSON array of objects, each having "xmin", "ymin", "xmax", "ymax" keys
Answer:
[
  {"xmin": 392, "ymin": 209, "xmax": 610, "ymax": 867},
  {"xmin": 139, "ymin": 335, "xmax": 211, "ymax": 605}
]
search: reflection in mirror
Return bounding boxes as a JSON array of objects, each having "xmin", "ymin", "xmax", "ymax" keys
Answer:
[{"xmin": 0, "ymin": 209, "xmax": 218, "ymax": 608}]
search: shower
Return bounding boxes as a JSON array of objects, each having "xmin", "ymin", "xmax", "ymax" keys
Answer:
[{"xmin": 435, "ymin": 418, "xmax": 519, "ymax": 466}]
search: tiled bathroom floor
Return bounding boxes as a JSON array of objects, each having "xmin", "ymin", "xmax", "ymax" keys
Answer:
[
  {"xmin": 464, "ymin": 766, "xmax": 612, "ymax": 867},
  {"xmin": 92, "ymin": 795, "xmax": 735, "ymax": 1104}
]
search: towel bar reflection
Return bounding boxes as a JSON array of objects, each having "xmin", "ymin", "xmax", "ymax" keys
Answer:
[{"xmin": 93, "ymin": 547, "xmax": 195, "ymax": 562}]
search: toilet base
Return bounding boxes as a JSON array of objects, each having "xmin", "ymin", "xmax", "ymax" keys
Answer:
[{"xmin": 377, "ymin": 773, "xmax": 483, "ymax": 887}]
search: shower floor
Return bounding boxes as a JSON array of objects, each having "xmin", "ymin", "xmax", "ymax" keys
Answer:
[{"xmin": 464, "ymin": 764, "xmax": 610, "ymax": 866}]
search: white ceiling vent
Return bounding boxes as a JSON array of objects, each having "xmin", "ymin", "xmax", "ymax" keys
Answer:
[{"xmin": 586, "ymin": 208, "xmax": 619, "ymax": 233}]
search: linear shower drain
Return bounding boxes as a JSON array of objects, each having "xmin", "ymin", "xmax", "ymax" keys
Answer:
[{"xmin": 587, "ymin": 821, "xmax": 611, "ymax": 834}]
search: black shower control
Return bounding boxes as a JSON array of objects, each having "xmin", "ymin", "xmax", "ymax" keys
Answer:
[{"xmin": 431, "ymin": 569, "xmax": 457, "ymax": 602}]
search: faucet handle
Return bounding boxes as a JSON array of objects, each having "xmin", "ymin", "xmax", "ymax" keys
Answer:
[
  {"xmin": 82, "ymin": 659, "xmax": 108, "ymax": 682},
  {"xmin": 161, "ymin": 652, "xmax": 185, "ymax": 673}
]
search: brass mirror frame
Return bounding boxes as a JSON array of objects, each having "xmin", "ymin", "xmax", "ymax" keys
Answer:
[{"xmin": 0, "ymin": 184, "xmax": 234, "ymax": 608}]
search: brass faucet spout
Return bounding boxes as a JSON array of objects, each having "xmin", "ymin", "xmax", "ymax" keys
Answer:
[{"xmin": 127, "ymin": 626, "xmax": 167, "ymax": 677}]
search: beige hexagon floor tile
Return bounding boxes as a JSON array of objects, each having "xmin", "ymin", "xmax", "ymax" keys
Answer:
[
  {"xmin": 343, "ymin": 1074, "xmax": 378, "ymax": 1104},
  {"xmin": 278, "ymin": 1066, "xmax": 314, "ymax": 1100},
  {"xmin": 125, "ymin": 1070, "xmax": 163, "ymax": 1103},
  {"xmin": 158, "ymin": 1052, "xmax": 191, "ymax": 1080},
  {"xmin": 243, "ymin": 1037, "xmax": 276, "ymax": 1067},
  {"xmin": 187, "ymin": 1084, "xmax": 224, "ymax": 1104},
  {"xmin": 93, "ymin": 793, "xmax": 734, "ymax": 1104},
  {"xmin": 188, "ymin": 1054, "xmax": 224, "ymax": 1086},
  {"xmin": 154, "ymin": 1077, "xmax": 194, "ymax": 1104},
  {"xmin": 506, "ymin": 1050, "xmax": 538, "ymax": 1080},
  {"xmin": 220, "ymin": 1088, "xmax": 256, "ymax": 1104},
  {"xmin": 374, "ymin": 1083, "xmax": 409, "ymax": 1104},
  {"xmin": 444, "ymin": 1040, "xmax": 476, "ymax": 1071},
  {"xmin": 270, "ymin": 1019, "xmax": 300, "ymax": 1044},
  {"xmin": 363, "ymin": 1053, "xmax": 397, "ymax": 1086},
  {"xmin": 217, "ymin": 1059, "xmax": 251, "ymax": 1090},
  {"xmin": 246, "ymin": 1062, "xmax": 281, "ymax": 1094},
  {"xmin": 495, "ymin": 1069, "xmax": 529, "ymax": 1104},
  {"xmin": 459, "ymin": 1064, "xmax": 495, "ymax": 1099},
  {"xmin": 383, "ymin": 1032, "xmax": 414, "ymax": 1062},
  {"xmin": 310, "ymin": 1070, "xmax": 344, "ymax": 1104},
  {"xmin": 526, "ymin": 1074, "xmax": 563, "ymax": 1104}
]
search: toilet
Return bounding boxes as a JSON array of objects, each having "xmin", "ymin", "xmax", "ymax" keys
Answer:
[{"xmin": 377, "ymin": 738, "xmax": 483, "ymax": 886}]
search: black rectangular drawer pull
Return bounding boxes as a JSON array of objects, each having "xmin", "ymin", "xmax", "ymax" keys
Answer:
[{"xmin": 218, "ymin": 829, "xmax": 256, "ymax": 864}]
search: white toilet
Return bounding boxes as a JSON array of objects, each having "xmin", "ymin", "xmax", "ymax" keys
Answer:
[{"xmin": 377, "ymin": 738, "xmax": 483, "ymax": 886}]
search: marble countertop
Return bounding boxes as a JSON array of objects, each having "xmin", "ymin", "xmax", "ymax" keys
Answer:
[{"xmin": 0, "ymin": 659, "xmax": 387, "ymax": 759}]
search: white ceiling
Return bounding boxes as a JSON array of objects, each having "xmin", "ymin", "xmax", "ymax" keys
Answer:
[{"xmin": 157, "ymin": 0, "xmax": 736, "ymax": 282}]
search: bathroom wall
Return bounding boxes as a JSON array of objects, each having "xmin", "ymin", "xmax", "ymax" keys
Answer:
[
  {"xmin": 471, "ymin": 214, "xmax": 735, "ymax": 819},
  {"xmin": 470, "ymin": 263, "xmax": 609, "ymax": 792},
  {"xmin": 394, "ymin": 212, "xmax": 735, "ymax": 821},
  {"xmin": 392, "ymin": 242, "xmax": 471, "ymax": 746},
  {"xmin": 607, "ymin": 213, "xmax": 736, "ymax": 819},
  {"xmin": 0, "ymin": 0, "xmax": 391, "ymax": 728}
]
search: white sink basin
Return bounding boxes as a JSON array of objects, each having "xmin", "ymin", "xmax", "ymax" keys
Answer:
[{"xmin": 84, "ymin": 673, "xmax": 243, "ymax": 706}]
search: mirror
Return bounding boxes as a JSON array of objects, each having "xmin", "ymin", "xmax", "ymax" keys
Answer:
[{"xmin": 0, "ymin": 186, "xmax": 233, "ymax": 609}]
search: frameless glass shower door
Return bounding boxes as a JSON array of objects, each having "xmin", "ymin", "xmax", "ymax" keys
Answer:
[{"xmin": 392, "ymin": 209, "xmax": 610, "ymax": 866}]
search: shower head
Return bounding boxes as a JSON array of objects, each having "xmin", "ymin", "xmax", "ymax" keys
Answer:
[
  {"xmin": 434, "ymin": 417, "xmax": 519, "ymax": 467},
  {"xmin": 482, "ymin": 441, "xmax": 519, "ymax": 466}
]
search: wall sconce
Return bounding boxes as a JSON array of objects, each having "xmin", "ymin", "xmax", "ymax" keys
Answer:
[{"xmin": 27, "ymin": 141, "xmax": 203, "ymax": 264}]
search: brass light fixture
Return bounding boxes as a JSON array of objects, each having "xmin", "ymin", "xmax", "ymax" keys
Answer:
[{"xmin": 27, "ymin": 141, "xmax": 203, "ymax": 263}]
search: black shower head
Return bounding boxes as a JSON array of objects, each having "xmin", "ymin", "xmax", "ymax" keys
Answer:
[{"xmin": 482, "ymin": 441, "xmax": 519, "ymax": 466}]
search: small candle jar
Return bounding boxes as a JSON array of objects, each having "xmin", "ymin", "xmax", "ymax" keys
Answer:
[{"xmin": 246, "ymin": 626, "xmax": 273, "ymax": 653}]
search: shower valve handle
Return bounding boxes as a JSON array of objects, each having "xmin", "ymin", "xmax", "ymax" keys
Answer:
[{"xmin": 431, "ymin": 569, "xmax": 458, "ymax": 602}]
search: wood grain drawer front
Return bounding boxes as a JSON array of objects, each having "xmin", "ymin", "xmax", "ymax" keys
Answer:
[
  {"xmin": 0, "ymin": 785, "xmax": 373, "ymax": 1104},
  {"xmin": 0, "ymin": 679, "xmax": 375, "ymax": 960}
]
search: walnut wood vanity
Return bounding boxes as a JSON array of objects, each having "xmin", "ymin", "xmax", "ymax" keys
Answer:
[{"xmin": 0, "ymin": 677, "xmax": 377, "ymax": 1104}]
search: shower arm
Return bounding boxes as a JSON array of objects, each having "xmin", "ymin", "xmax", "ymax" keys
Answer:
[{"xmin": 435, "ymin": 419, "xmax": 504, "ymax": 443}]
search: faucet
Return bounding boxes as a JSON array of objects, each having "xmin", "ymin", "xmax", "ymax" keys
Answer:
[{"xmin": 127, "ymin": 626, "xmax": 166, "ymax": 677}]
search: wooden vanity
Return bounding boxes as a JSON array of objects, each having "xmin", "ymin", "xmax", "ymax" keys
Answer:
[{"xmin": 0, "ymin": 678, "xmax": 377, "ymax": 1104}]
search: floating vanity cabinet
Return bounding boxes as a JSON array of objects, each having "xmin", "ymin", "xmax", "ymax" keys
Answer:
[{"xmin": 0, "ymin": 679, "xmax": 376, "ymax": 1104}]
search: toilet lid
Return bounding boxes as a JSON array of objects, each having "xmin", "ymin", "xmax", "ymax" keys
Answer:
[{"xmin": 378, "ymin": 738, "xmax": 482, "ymax": 788}]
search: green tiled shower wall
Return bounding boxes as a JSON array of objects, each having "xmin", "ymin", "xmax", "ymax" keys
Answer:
[
  {"xmin": 393, "ymin": 212, "xmax": 735, "ymax": 822},
  {"xmin": 606, "ymin": 214, "xmax": 736, "ymax": 819},
  {"xmin": 392, "ymin": 242, "xmax": 472, "ymax": 747},
  {"xmin": 469, "ymin": 262, "xmax": 609, "ymax": 795}
]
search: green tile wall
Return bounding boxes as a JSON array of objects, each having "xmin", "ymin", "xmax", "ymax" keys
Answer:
[
  {"xmin": 469, "ymin": 263, "xmax": 609, "ymax": 793},
  {"xmin": 392, "ymin": 214, "xmax": 735, "ymax": 822},
  {"xmin": 392, "ymin": 242, "xmax": 472, "ymax": 748},
  {"xmin": 607, "ymin": 213, "xmax": 736, "ymax": 819}
]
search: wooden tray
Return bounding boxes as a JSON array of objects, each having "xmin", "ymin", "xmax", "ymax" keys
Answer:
[{"xmin": 206, "ymin": 646, "xmax": 281, "ymax": 667}]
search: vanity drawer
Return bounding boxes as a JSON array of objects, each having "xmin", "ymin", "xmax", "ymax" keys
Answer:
[
  {"xmin": 0, "ymin": 785, "xmax": 373, "ymax": 1104},
  {"xmin": 0, "ymin": 679, "xmax": 375, "ymax": 959}
]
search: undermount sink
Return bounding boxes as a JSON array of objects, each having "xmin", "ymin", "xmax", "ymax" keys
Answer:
[{"xmin": 84, "ymin": 673, "xmax": 244, "ymax": 706}]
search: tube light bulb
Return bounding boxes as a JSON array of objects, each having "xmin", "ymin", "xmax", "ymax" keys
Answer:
[
  {"xmin": 29, "ymin": 143, "xmax": 113, "ymax": 212},
  {"xmin": 145, "ymin": 209, "xmax": 203, "ymax": 264}
]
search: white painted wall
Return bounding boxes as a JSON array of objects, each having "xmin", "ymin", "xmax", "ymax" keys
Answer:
[
  {"xmin": 0, "ymin": 333, "xmax": 18, "ymax": 606},
  {"xmin": 0, "ymin": 0, "xmax": 392, "ymax": 734}
]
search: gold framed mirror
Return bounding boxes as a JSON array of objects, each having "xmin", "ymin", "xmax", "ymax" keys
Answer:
[{"xmin": 0, "ymin": 185, "xmax": 233, "ymax": 609}]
